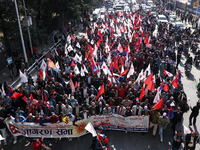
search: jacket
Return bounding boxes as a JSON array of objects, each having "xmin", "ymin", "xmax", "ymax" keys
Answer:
[
  {"xmin": 62, "ymin": 105, "xmax": 72, "ymax": 115},
  {"xmin": 132, "ymin": 105, "xmax": 143, "ymax": 116},
  {"xmin": 79, "ymin": 110, "xmax": 89, "ymax": 119},
  {"xmin": 116, "ymin": 106, "xmax": 126, "ymax": 116},
  {"xmin": 158, "ymin": 116, "xmax": 170, "ymax": 128},
  {"xmin": 103, "ymin": 107, "xmax": 112, "ymax": 115},
  {"xmin": 55, "ymin": 104, "xmax": 65, "ymax": 115}
]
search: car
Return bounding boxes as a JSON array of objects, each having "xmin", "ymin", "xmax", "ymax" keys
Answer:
[
  {"xmin": 165, "ymin": 10, "xmax": 172, "ymax": 15},
  {"xmin": 173, "ymin": 22, "xmax": 185, "ymax": 29},
  {"xmin": 115, "ymin": 7, "xmax": 123, "ymax": 13},
  {"xmin": 133, "ymin": 5, "xmax": 140, "ymax": 11},
  {"xmin": 124, "ymin": 6, "xmax": 130, "ymax": 12},
  {"xmin": 141, "ymin": 4, "xmax": 146, "ymax": 10},
  {"xmin": 157, "ymin": 15, "xmax": 168, "ymax": 23},
  {"xmin": 145, "ymin": 6, "xmax": 152, "ymax": 12},
  {"xmin": 108, "ymin": 8, "xmax": 114, "ymax": 13},
  {"xmin": 151, "ymin": 5, "xmax": 156, "ymax": 10},
  {"xmin": 150, "ymin": 11, "xmax": 157, "ymax": 17},
  {"xmin": 147, "ymin": 0, "xmax": 154, "ymax": 6},
  {"xmin": 100, "ymin": 7, "xmax": 106, "ymax": 15},
  {"xmin": 169, "ymin": 15, "xmax": 176, "ymax": 22}
]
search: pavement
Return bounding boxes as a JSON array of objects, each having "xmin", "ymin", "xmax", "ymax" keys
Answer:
[{"xmin": 1, "ymin": 9, "xmax": 200, "ymax": 150}]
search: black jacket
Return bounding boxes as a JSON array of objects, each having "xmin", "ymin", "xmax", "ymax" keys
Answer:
[{"xmin": 191, "ymin": 106, "xmax": 199, "ymax": 116}]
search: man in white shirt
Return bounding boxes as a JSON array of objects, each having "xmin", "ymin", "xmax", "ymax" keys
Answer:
[{"xmin": 79, "ymin": 108, "xmax": 89, "ymax": 119}]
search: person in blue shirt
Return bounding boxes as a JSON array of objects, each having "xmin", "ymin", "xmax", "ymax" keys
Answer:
[
  {"xmin": 15, "ymin": 107, "xmax": 24, "ymax": 116},
  {"xmin": 14, "ymin": 114, "xmax": 25, "ymax": 123},
  {"xmin": 68, "ymin": 113, "xmax": 75, "ymax": 122},
  {"xmin": 49, "ymin": 97, "xmax": 56, "ymax": 109},
  {"xmin": 27, "ymin": 83, "xmax": 35, "ymax": 96},
  {"xmin": 68, "ymin": 96, "xmax": 78, "ymax": 108},
  {"xmin": 40, "ymin": 114, "xmax": 49, "ymax": 126}
]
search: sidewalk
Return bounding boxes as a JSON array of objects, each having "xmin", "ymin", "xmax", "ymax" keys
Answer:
[{"xmin": 0, "ymin": 23, "xmax": 84, "ymax": 87}]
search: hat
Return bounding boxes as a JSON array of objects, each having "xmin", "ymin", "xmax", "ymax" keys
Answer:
[
  {"xmin": 144, "ymin": 106, "xmax": 148, "ymax": 110},
  {"xmin": 95, "ymin": 121, "xmax": 101, "ymax": 126},
  {"xmin": 192, "ymin": 132, "xmax": 196, "ymax": 136},
  {"xmin": 71, "ymin": 96, "xmax": 74, "ymax": 99},
  {"xmin": 137, "ymin": 101, "xmax": 141, "ymax": 104},
  {"xmin": 29, "ymin": 113, "xmax": 33, "ymax": 116},
  {"xmin": 163, "ymin": 112, "xmax": 167, "ymax": 117},
  {"xmin": 68, "ymin": 112, "xmax": 72, "ymax": 116},
  {"xmin": 51, "ymin": 112, "xmax": 55, "ymax": 116}
]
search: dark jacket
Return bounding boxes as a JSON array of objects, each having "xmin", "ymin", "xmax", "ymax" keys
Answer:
[
  {"xmin": 190, "ymin": 106, "xmax": 199, "ymax": 116},
  {"xmin": 185, "ymin": 134, "xmax": 199, "ymax": 149}
]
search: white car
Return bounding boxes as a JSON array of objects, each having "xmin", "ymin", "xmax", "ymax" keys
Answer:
[
  {"xmin": 124, "ymin": 6, "xmax": 130, "ymax": 12},
  {"xmin": 173, "ymin": 22, "xmax": 185, "ymax": 29},
  {"xmin": 145, "ymin": 6, "xmax": 152, "ymax": 12},
  {"xmin": 169, "ymin": 15, "xmax": 176, "ymax": 22},
  {"xmin": 108, "ymin": 8, "xmax": 114, "ymax": 13},
  {"xmin": 150, "ymin": 11, "xmax": 157, "ymax": 17},
  {"xmin": 133, "ymin": 5, "xmax": 140, "ymax": 11},
  {"xmin": 141, "ymin": 4, "xmax": 146, "ymax": 10},
  {"xmin": 147, "ymin": 0, "xmax": 154, "ymax": 6},
  {"xmin": 157, "ymin": 15, "xmax": 168, "ymax": 23},
  {"xmin": 115, "ymin": 7, "xmax": 123, "ymax": 13}
]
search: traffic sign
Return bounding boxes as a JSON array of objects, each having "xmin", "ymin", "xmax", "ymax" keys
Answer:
[{"xmin": 194, "ymin": 2, "xmax": 198, "ymax": 8}]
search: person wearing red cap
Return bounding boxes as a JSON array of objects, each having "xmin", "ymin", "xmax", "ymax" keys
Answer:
[
  {"xmin": 172, "ymin": 130, "xmax": 183, "ymax": 150},
  {"xmin": 184, "ymin": 132, "xmax": 199, "ymax": 150}
]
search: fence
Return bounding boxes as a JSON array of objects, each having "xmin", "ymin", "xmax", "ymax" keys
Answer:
[{"xmin": 10, "ymin": 39, "xmax": 62, "ymax": 88}]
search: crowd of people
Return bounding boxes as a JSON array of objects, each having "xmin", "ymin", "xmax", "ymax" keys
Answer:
[{"xmin": 0, "ymin": 1, "xmax": 200, "ymax": 150}]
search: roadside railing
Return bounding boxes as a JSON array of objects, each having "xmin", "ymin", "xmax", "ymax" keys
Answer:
[{"xmin": 10, "ymin": 39, "xmax": 62, "ymax": 89}]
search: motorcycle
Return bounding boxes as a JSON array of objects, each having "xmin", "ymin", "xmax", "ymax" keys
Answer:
[
  {"xmin": 185, "ymin": 63, "xmax": 192, "ymax": 76},
  {"xmin": 194, "ymin": 55, "xmax": 200, "ymax": 67},
  {"xmin": 191, "ymin": 43, "xmax": 198, "ymax": 53}
]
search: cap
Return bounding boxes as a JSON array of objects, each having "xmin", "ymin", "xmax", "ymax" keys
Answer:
[
  {"xmin": 137, "ymin": 101, "xmax": 141, "ymax": 104},
  {"xmin": 163, "ymin": 112, "xmax": 167, "ymax": 117},
  {"xmin": 144, "ymin": 106, "xmax": 148, "ymax": 110},
  {"xmin": 51, "ymin": 112, "xmax": 55, "ymax": 116},
  {"xmin": 71, "ymin": 96, "xmax": 74, "ymax": 99},
  {"xmin": 192, "ymin": 132, "xmax": 196, "ymax": 136},
  {"xmin": 68, "ymin": 112, "xmax": 72, "ymax": 116}
]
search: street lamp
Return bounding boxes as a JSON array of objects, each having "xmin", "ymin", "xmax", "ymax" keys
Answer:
[
  {"xmin": 22, "ymin": 0, "xmax": 35, "ymax": 63},
  {"xmin": 14, "ymin": 0, "xmax": 29, "ymax": 69}
]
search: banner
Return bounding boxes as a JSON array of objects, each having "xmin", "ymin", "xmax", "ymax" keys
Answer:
[
  {"xmin": 6, "ymin": 118, "xmax": 92, "ymax": 138},
  {"xmin": 92, "ymin": 114, "xmax": 149, "ymax": 132},
  {"xmin": 6, "ymin": 115, "xmax": 149, "ymax": 138}
]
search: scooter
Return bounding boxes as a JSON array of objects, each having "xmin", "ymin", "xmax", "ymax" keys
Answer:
[{"xmin": 185, "ymin": 63, "xmax": 192, "ymax": 76}]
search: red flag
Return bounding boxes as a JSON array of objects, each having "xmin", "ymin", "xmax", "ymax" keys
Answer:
[
  {"xmin": 136, "ymin": 45, "xmax": 139, "ymax": 52},
  {"xmin": 135, "ymin": 32, "xmax": 138, "ymax": 39},
  {"xmin": 144, "ymin": 73, "xmax": 153, "ymax": 84},
  {"xmin": 135, "ymin": 39, "xmax": 140, "ymax": 46},
  {"xmin": 163, "ymin": 83, "xmax": 169, "ymax": 92},
  {"xmin": 171, "ymin": 77, "xmax": 178, "ymax": 88},
  {"xmin": 11, "ymin": 92, "xmax": 23, "ymax": 99},
  {"xmin": 71, "ymin": 61, "xmax": 76, "ymax": 67},
  {"xmin": 39, "ymin": 69, "xmax": 43, "ymax": 79},
  {"xmin": 71, "ymin": 35, "xmax": 75, "ymax": 41},
  {"xmin": 69, "ymin": 72, "xmax": 72, "ymax": 78},
  {"xmin": 119, "ymin": 68, "xmax": 129, "ymax": 77},
  {"xmin": 95, "ymin": 84, "xmax": 105, "ymax": 101},
  {"xmin": 45, "ymin": 94, "xmax": 48, "ymax": 102},
  {"xmin": 132, "ymin": 33, "xmax": 135, "ymax": 42},
  {"xmin": 139, "ymin": 87, "xmax": 145, "ymax": 99},
  {"xmin": 108, "ymin": 81, "xmax": 111, "ymax": 87},
  {"xmin": 152, "ymin": 98, "xmax": 163, "ymax": 110},
  {"xmin": 144, "ymin": 35, "xmax": 149, "ymax": 44},
  {"xmin": 75, "ymin": 81, "xmax": 78, "ymax": 88},
  {"xmin": 123, "ymin": 26, "xmax": 126, "ymax": 33},
  {"xmin": 114, "ymin": 57, "xmax": 119, "ymax": 71},
  {"xmin": 29, "ymin": 94, "xmax": 33, "ymax": 100},
  {"xmin": 22, "ymin": 96, "xmax": 28, "ymax": 102},
  {"xmin": 146, "ymin": 80, "xmax": 155, "ymax": 92},
  {"xmin": 119, "ymin": 57, "xmax": 125, "ymax": 66}
]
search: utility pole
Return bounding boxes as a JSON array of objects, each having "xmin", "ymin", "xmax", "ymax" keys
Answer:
[
  {"xmin": 22, "ymin": 0, "xmax": 35, "ymax": 63},
  {"xmin": 195, "ymin": 0, "xmax": 200, "ymax": 20},
  {"xmin": 14, "ymin": 0, "xmax": 29, "ymax": 69}
]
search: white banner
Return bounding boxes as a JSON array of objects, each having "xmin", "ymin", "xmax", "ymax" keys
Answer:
[{"xmin": 5, "ymin": 115, "xmax": 149, "ymax": 138}]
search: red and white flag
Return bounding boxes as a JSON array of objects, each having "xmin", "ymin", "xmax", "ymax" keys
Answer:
[
  {"xmin": 70, "ymin": 79, "xmax": 75, "ymax": 93},
  {"xmin": 127, "ymin": 63, "xmax": 134, "ymax": 78},
  {"xmin": 163, "ymin": 69, "xmax": 173, "ymax": 77}
]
